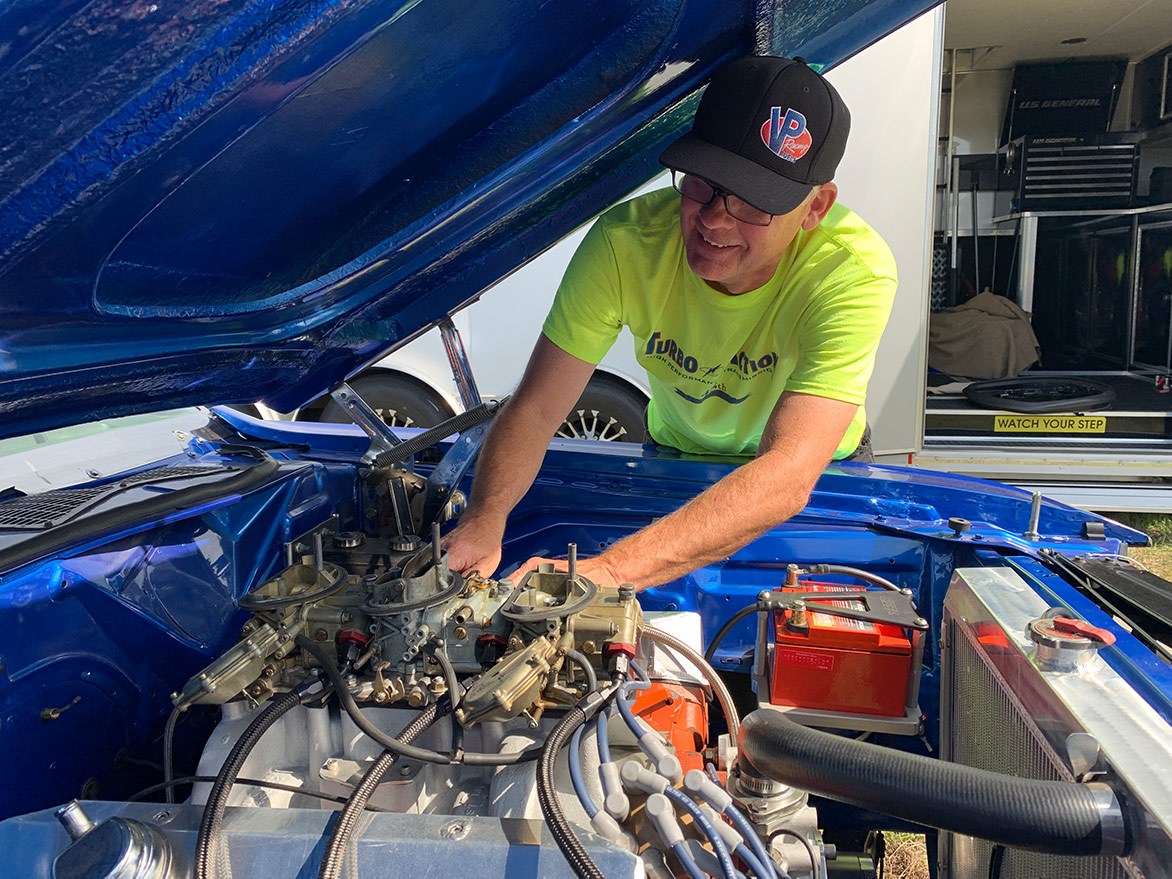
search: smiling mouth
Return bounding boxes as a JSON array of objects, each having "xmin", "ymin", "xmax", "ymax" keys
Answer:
[{"xmin": 699, "ymin": 232, "xmax": 733, "ymax": 249}]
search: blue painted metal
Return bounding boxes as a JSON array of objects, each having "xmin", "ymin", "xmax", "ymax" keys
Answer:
[
  {"xmin": 0, "ymin": 444, "xmax": 364, "ymax": 818},
  {"xmin": 0, "ymin": 522, "xmax": 239, "ymax": 818},
  {"xmin": 0, "ymin": 0, "xmax": 938, "ymax": 440}
]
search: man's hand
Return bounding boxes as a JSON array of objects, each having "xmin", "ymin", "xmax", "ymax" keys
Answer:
[
  {"xmin": 511, "ymin": 554, "xmax": 627, "ymax": 590},
  {"xmin": 443, "ymin": 516, "xmax": 505, "ymax": 578},
  {"xmin": 441, "ymin": 334, "xmax": 598, "ymax": 578}
]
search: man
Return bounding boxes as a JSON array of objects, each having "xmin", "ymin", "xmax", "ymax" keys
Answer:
[{"xmin": 445, "ymin": 55, "xmax": 896, "ymax": 591}]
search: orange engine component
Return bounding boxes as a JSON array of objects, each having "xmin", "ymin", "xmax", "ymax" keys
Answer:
[
  {"xmin": 630, "ymin": 679, "xmax": 710, "ymax": 774},
  {"xmin": 769, "ymin": 581, "xmax": 916, "ymax": 718}
]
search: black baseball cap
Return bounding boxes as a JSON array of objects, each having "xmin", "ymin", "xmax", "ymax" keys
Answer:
[{"xmin": 660, "ymin": 56, "xmax": 851, "ymax": 215}]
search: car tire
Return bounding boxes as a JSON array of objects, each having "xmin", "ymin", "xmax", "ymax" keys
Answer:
[
  {"xmin": 318, "ymin": 373, "xmax": 455, "ymax": 428},
  {"xmin": 555, "ymin": 375, "xmax": 646, "ymax": 443},
  {"xmin": 962, "ymin": 376, "xmax": 1116, "ymax": 414}
]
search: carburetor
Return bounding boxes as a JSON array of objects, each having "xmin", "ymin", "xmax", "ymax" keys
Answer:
[
  {"xmin": 173, "ymin": 529, "xmax": 643, "ymax": 730},
  {"xmin": 457, "ymin": 544, "xmax": 643, "ymax": 726}
]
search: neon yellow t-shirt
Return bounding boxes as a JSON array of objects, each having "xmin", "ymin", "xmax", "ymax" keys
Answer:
[{"xmin": 542, "ymin": 188, "xmax": 897, "ymax": 459}]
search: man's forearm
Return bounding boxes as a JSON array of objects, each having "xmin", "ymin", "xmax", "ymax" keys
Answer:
[
  {"xmin": 580, "ymin": 392, "xmax": 856, "ymax": 591},
  {"xmin": 461, "ymin": 396, "xmax": 557, "ymax": 529},
  {"xmin": 594, "ymin": 449, "xmax": 814, "ymax": 590},
  {"xmin": 446, "ymin": 335, "xmax": 599, "ymax": 576}
]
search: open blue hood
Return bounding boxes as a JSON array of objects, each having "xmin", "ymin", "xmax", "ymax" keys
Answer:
[{"xmin": 0, "ymin": 0, "xmax": 933, "ymax": 439}]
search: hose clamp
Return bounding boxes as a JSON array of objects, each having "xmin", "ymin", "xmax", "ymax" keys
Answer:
[
  {"xmin": 1088, "ymin": 782, "xmax": 1130, "ymax": 857},
  {"xmin": 728, "ymin": 763, "xmax": 807, "ymax": 824}
]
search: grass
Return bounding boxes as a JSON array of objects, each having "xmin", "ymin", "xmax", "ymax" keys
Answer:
[
  {"xmin": 885, "ymin": 833, "xmax": 930, "ymax": 879},
  {"xmin": 1108, "ymin": 511, "xmax": 1172, "ymax": 546},
  {"xmin": 1102, "ymin": 512, "xmax": 1172, "ymax": 578},
  {"xmin": 1131, "ymin": 543, "xmax": 1172, "ymax": 579}
]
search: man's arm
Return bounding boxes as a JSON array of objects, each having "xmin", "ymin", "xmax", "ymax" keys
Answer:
[
  {"xmin": 444, "ymin": 334, "xmax": 597, "ymax": 576},
  {"xmin": 513, "ymin": 391, "xmax": 857, "ymax": 590}
]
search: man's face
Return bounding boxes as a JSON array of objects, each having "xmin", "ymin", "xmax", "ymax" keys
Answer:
[{"xmin": 678, "ymin": 185, "xmax": 825, "ymax": 295}]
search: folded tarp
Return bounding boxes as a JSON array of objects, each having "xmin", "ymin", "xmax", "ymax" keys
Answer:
[{"xmin": 928, "ymin": 291, "xmax": 1040, "ymax": 379}]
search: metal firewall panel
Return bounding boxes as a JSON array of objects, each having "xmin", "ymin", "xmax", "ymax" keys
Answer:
[{"xmin": 0, "ymin": 452, "xmax": 358, "ymax": 820}]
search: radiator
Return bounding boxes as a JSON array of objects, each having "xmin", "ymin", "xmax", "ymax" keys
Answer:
[{"xmin": 939, "ymin": 567, "xmax": 1171, "ymax": 879}]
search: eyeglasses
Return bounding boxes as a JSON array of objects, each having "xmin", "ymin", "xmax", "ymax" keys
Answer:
[{"xmin": 670, "ymin": 171, "xmax": 774, "ymax": 226}]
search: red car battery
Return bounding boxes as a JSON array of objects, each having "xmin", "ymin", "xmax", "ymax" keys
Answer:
[{"xmin": 768, "ymin": 582, "xmax": 916, "ymax": 718}]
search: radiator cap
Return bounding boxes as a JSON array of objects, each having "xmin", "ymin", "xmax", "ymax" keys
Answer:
[{"xmin": 1027, "ymin": 616, "xmax": 1112, "ymax": 671}]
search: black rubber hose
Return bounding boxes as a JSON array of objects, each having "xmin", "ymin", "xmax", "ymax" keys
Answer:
[
  {"xmin": 564, "ymin": 648, "xmax": 599, "ymax": 694},
  {"xmin": 163, "ymin": 704, "xmax": 185, "ymax": 805},
  {"xmin": 704, "ymin": 602, "xmax": 763, "ymax": 662},
  {"xmin": 806, "ymin": 564, "xmax": 900, "ymax": 592},
  {"xmin": 424, "ymin": 640, "xmax": 465, "ymax": 758},
  {"xmin": 319, "ymin": 702, "xmax": 444, "ymax": 879},
  {"xmin": 129, "ymin": 775, "xmax": 370, "ymax": 808},
  {"xmin": 536, "ymin": 704, "xmax": 605, "ymax": 879},
  {"xmin": 296, "ymin": 635, "xmax": 540, "ymax": 766},
  {"xmin": 194, "ymin": 689, "xmax": 304, "ymax": 879},
  {"xmin": 738, "ymin": 710, "xmax": 1129, "ymax": 856},
  {"xmin": 426, "ymin": 639, "xmax": 462, "ymax": 711}
]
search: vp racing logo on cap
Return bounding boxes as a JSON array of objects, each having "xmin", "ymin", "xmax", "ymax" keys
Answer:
[{"xmin": 761, "ymin": 107, "xmax": 812, "ymax": 163}]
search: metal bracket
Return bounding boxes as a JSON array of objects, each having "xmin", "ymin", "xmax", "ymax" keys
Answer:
[
  {"xmin": 417, "ymin": 417, "xmax": 495, "ymax": 533},
  {"xmin": 329, "ymin": 382, "xmax": 404, "ymax": 463},
  {"xmin": 439, "ymin": 318, "xmax": 482, "ymax": 410},
  {"xmin": 387, "ymin": 477, "xmax": 416, "ymax": 537},
  {"xmin": 778, "ymin": 589, "xmax": 929, "ymax": 631}
]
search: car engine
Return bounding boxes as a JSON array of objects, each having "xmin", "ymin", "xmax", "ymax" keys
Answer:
[
  {"xmin": 41, "ymin": 436, "xmax": 826, "ymax": 879},
  {"xmin": 167, "ymin": 534, "xmax": 821, "ymax": 879}
]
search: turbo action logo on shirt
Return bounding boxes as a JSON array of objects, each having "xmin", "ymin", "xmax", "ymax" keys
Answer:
[
  {"xmin": 645, "ymin": 332, "xmax": 776, "ymax": 405},
  {"xmin": 760, "ymin": 107, "xmax": 812, "ymax": 163}
]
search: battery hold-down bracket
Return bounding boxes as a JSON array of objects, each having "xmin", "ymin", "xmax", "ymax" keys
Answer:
[{"xmin": 778, "ymin": 589, "xmax": 930, "ymax": 634}]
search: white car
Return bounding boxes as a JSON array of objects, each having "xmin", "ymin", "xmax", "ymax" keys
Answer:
[{"xmin": 300, "ymin": 190, "xmax": 661, "ymax": 443}]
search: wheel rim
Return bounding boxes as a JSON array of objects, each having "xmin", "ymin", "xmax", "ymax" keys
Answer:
[
  {"xmin": 372, "ymin": 407, "xmax": 415, "ymax": 428},
  {"xmin": 555, "ymin": 408, "xmax": 628, "ymax": 442}
]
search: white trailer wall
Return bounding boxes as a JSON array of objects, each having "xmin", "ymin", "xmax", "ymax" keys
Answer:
[{"xmin": 828, "ymin": 8, "xmax": 942, "ymax": 457}]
